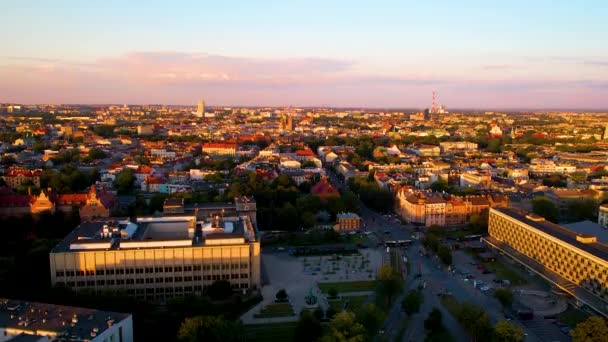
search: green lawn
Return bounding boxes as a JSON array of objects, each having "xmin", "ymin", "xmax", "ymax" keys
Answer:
[
  {"xmin": 253, "ymin": 302, "xmax": 295, "ymax": 319},
  {"xmin": 482, "ymin": 259, "xmax": 527, "ymax": 286},
  {"xmin": 318, "ymin": 280, "xmax": 377, "ymax": 293},
  {"xmin": 244, "ymin": 322, "xmax": 297, "ymax": 342},
  {"xmin": 328, "ymin": 295, "xmax": 369, "ymax": 312},
  {"xmin": 558, "ymin": 306, "xmax": 589, "ymax": 328}
]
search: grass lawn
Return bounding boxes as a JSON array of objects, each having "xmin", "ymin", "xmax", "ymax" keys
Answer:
[
  {"xmin": 482, "ymin": 260, "xmax": 527, "ymax": 286},
  {"xmin": 318, "ymin": 280, "xmax": 377, "ymax": 293},
  {"xmin": 328, "ymin": 295, "xmax": 369, "ymax": 312},
  {"xmin": 558, "ymin": 306, "xmax": 589, "ymax": 328},
  {"xmin": 253, "ymin": 302, "xmax": 295, "ymax": 319},
  {"xmin": 244, "ymin": 322, "xmax": 297, "ymax": 342}
]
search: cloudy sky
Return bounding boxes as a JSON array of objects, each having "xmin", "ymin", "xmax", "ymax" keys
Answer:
[{"xmin": 1, "ymin": 0, "xmax": 607, "ymax": 109}]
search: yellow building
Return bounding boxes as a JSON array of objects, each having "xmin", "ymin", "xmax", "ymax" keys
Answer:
[
  {"xmin": 486, "ymin": 207, "xmax": 608, "ymax": 315},
  {"xmin": 49, "ymin": 212, "xmax": 260, "ymax": 303},
  {"xmin": 335, "ymin": 213, "xmax": 361, "ymax": 232}
]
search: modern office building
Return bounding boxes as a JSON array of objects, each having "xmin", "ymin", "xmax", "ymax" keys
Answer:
[
  {"xmin": 486, "ymin": 207, "xmax": 608, "ymax": 315},
  {"xmin": 0, "ymin": 298, "xmax": 133, "ymax": 342},
  {"xmin": 49, "ymin": 198, "xmax": 260, "ymax": 302}
]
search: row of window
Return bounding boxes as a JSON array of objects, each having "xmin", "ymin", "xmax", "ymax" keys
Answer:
[
  {"xmin": 56, "ymin": 263, "xmax": 249, "ymax": 278},
  {"xmin": 59, "ymin": 273, "xmax": 249, "ymax": 288}
]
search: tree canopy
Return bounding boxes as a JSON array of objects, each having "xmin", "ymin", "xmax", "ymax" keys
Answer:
[{"xmin": 177, "ymin": 315, "xmax": 244, "ymax": 342}]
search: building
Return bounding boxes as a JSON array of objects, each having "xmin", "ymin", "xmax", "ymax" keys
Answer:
[
  {"xmin": 0, "ymin": 298, "xmax": 133, "ymax": 342},
  {"xmin": 439, "ymin": 141, "xmax": 478, "ymax": 153},
  {"xmin": 2, "ymin": 168, "xmax": 42, "ymax": 189},
  {"xmin": 279, "ymin": 113, "xmax": 295, "ymax": 132},
  {"xmin": 486, "ymin": 207, "xmax": 608, "ymax": 316},
  {"xmin": 136, "ymin": 125, "xmax": 154, "ymax": 136},
  {"xmin": 544, "ymin": 188, "xmax": 600, "ymax": 221},
  {"xmin": 599, "ymin": 203, "xmax": 608, "ymax": 228},
  {"xmin": 396, "ymin": 189, "xmax": 508, "ymax": 227},
  {"xmin": 196, "ymin": 99, "xmax": 205, "ymax": 117},
  {"xmin": 0, "ymin": 187, "xmax": 116, "ymax": 219},
  {"xmin": 202, "ymin": 142, "xmax": 237, "ymax": 156},
  {"xmin": 335, "ymin": 213, "xmax": 361, "ymax": 232},
  {"xmin": 459, "ymin": 171, "xmax": 492, "ymax": 188},
  {"xmin": 50, "ymin": 214, "xmax": 260, "ymax": 302}
]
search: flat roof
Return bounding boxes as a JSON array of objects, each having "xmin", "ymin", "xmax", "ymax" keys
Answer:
[
  {"xmin": 51, "ymin": 214, "xmax": 254, "ymax": 253},
  {"xmin": 0, "ymin": 298, "xmax": 130, "ymax": 341},
  {"xmin": 564, "ymin": 220, "xmax": 608, "ymax": 244},
  {"xmin": 492, "ymin": 208, "xmax": 608, "ymax": 261}
]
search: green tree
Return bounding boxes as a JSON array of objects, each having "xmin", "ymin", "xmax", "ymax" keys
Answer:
[
  {"xmin": 430, "ymin": 180, "xmax": 450, "ymax": 192},
  {"xmin": 493, "ymin": 288, "xmax": 513, "ymax": 310},
  {"xmin": 88, "ymin": 148, "xmax": 108, "ymax": 160},
  {"xmin": 402, "ymin": 290, "xmax": 423, "ymax": 315},
  {"xmin": 354, "ymin": 304, "xmax": 384, "ymax": 338},
  {"xmin": 567, "ymin": 198, "xmax": 598, "ymax": 221},
  {"xmin": 423, "ymin": 234, "xmax": 440, "ymax": 252},
  {"xmin": 376, "ymin": 264, "xmax": 402, "ymax": 306},
  {"xmin": 437, "ymin": 245, "xmax": 452, "ymax": 266},
  {"xmin": 294, "ymin": 310, "xmax": 323, "ymax": 342},
  {"xmin": 493, "ymin": 321, "xmax": 524, "ymax": 342},
  {"xmin": 424, "ymin": 308, "xmax": 444, "ymax": 332},
  {"xmin": 115, "ymin": 168, "xmax": 136, "ymax": 194},
  {"xmin": 571, "ymin": 316, "xmax": 608, "ymax": 342},
  {"xmin": 276, "ymin": 289, "xmax": 288, "ymax": 301},
  {"xmin": 321, "ymin": 311, "xmax": 367, "ymax": 342},
  {"xmin": 328, "ymin": 287, "xmax": 338, "ymax": 299},
  {"xmin": 456, "ymin": 302, "xmax": 494, "ymax": 342},
  {"xmin": 532, "ymin": 196, "xmax": 559, "ymax": 222},
  {"xmin": 177, "ymin": 315, "xmax": 243, "ymax": 342}
]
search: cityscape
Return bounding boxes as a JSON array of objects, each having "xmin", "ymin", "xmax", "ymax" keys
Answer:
[{"xmin": 1, "ymin": 1, "xmax": 608, "ymax": 342}]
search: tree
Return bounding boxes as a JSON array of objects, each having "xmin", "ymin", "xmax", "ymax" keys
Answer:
[
  {"xmin": 532, "ymin": 196, "xmax": 559, "ymax": 222},
  {"xmin": 567, "ymin": 199, "xmax": 597, "ymax": 222},
  {"xmin": 437, "ymin": 245, "xmax": 452, "ymax": 266},
  {"xmin": 424, "ymin": 308, "xmax": 444, "ymax": 332},
  {"xmin": 206, "ymin": 280, "xmax": 233, "ymax": 301},
  {"xmin": 469, "ymin": 209, "xmax": 489, "ymax": 235},
  {"xmin": 328, "ymin": 287, "xmax": 338, "ymax": 299},
  {"xmin": 402, "ymin": 290, "xmax": 423, "ymax": 315},
  {"xmin": 88, "ymin": 148, "xmax": 108, "ymax": 160},
  {"xmin": 115, "ymin": 168, "xmax": 136, "ymax": 194},
  {"xmin": 456, "ymin": 302, "xmax": 494, "ymax": 342},
  {"xmin": 493, "ymin": 288, "xmax": 513, "ymax": 310},
  {"xmin": 294, "ymin": 310, "xmax": 323, "ymax": 342},
  {"xmin": 325, "ymin": 307, "xmax": 337, "ymax": 319},
  {"xmin": 321, "ymin": 311, "xmax": 367, "ymax": 342},
  {"xmin": 493, "ymin": 321, "xmax": 524, "ymax": 342},
  {"xmin": 571, "ymin": 316, "xmax": 608, "ymax": 342},
  {"xmin": 276, "ymin": 288, "xmax": 288, "ymax": 302},
  {"xmin": 177, "ymin": 315, "xmax": 243, "ymax": 342},
  {"xmin": 430, "ymin": 180, "xmax": 450, "ymax": 192},
  {"xmin": 355, "ymin": 304, "xmax": 384, "ymax": 338},
  {"xmin": 376, "ymin": 264, "xmax": 402, "ymax": 306},
  {"xmin": 423, "ymin": 234, "xmax": 440, "ymax": 252}
]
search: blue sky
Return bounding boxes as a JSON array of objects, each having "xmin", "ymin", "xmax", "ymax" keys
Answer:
[{"xmin": 0, "ymin": 0, "xmax": 607, "ymax": 108}]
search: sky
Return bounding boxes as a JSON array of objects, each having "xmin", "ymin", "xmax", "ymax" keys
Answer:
[{"xmin": 0, "ymin": 0, "xmax": 607, "ymax": 109}]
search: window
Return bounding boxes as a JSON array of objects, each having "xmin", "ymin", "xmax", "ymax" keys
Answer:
[
  {"xmin": 165, "ymin": 277, "xmax": 173, "ymax": 282},
  {"xmin": 175, "ymin": 266, "xmax": 183, "ymax": 272},
  {"xmin": 56, "ymin": 271, "xmax": 65, "ymax": 277},
  {"xmin": 194, "ymin": 265, "xmax": 201, "ymax": 271},
  {"xmin": 126, "ymin": 279, "xmax": 134, "ymax": 285},
  {"xmin": 164, "ymin": 267, "xmax": 173, "ymax": 272},
  {"xmin": 86, "ymin": 280, "xmax": 95, "ymax": 286},
  {"xmin": 155, "ymin": 267, "xmax": 163, "ymax": 273},
  {"xmin": 156, "ymin": 277, "xmax": 164, "ymax": 283},
  {"xmin": 136, "ymin": 278, "xmax": 144, "ymax": 284},
  {"xmin": 96, "ymin": 280, "xmax": 105, "ymax": 286}
]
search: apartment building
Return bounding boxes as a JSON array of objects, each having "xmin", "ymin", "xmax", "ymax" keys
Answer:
[
  {"xmin": 459, "ymin": 171, "xmax": 492, "ymax": 188},
  {"xmin": 49, "ymin": 201, "xmax": 260, "ymax": 302},
  {"xmin": 2, "ymin": 167, "xmax": 41, "ymax": 189},
  {"xmin": 486, "ymin": 207, "xmax": 608, "ymax": 316},
  {"xmin": 335, "ymin": 213, "xmax": 361, "ymax": 232},
  {"xmin": 202, "ymin": 142, "xmax": 237, "ymax": 156}
]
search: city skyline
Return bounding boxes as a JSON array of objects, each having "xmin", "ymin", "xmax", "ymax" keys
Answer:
[{"xmin": 1, "ymin": 0, "xmax": 607, "ymax": 108}]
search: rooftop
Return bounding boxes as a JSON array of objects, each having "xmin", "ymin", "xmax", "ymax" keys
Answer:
[
  {"xmin": 0, "ymin": 298, "xmax": 130, "ymax": 341},
  {"xmin": 492, "ymin": 207, "xmax": 608, "ymax": 261},
  {"xmin": 51, "ymin": 213, "xmax": 257, "ymax": 254}
]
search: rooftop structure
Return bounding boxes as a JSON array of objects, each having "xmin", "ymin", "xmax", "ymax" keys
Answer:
[
  {"xmin": 0, "ymin": 298, "xmax": 132, "ymax": 342},
  {"xmin": 49, "ymin": 199, "xmax": 260, "ymax": 302}
]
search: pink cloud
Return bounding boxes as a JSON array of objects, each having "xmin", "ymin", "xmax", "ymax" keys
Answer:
[{"xmin": 0, "ymin": 52, "xmax": 606, "ymax": 109}]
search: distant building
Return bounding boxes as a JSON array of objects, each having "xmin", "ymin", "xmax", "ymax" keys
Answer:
[
  {"xmin": 544, "ymin": 188, "xmax": 600, "ymax": 221},
  {"xmin": 49, "ymin": 200, "xmax": 260, "ymax": 302},
  {"xmin": 310, "ymin": 178, "xmax": 340, "ymax": 200},
  {"xmin": 459, "ymin": 171, "xmax": 492, "ymax": 188},
  {"xmin": 196, "ymin": 99, "xmax": 205, "ymax": 117},
  {"xmin": 2, "ymin": 167, "xmax": 42, "ymax": 189},
  {"xmin": 335, "ymin": 213, "xmax": 361, "ymax": 232},
  {"xmin": 136, "ymin": 124, "xmax": 154, "ymax": 136},
  {"xmin": 202, "ymin": 142, "xmax": 237, "ymax": 156},
  {"xmin": 0, "ymin": 187, "xmax": 116, "ymax": 219},
  {"xmin": 598, "ymin": 204, "xmax": 608, "ymax": 228},
  {"xmin": 279, "ymin": 113, "xmax": 295, "ymax": 131},
  {"xmin": 0, "ymin": 297, "xmax": 133, "ymax": 342}
]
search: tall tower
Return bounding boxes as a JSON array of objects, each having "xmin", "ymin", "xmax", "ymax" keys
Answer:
[
  {"xmin": 603, "ymin": 125, "xmax": 608, "ymax": 140},
  {"xmin": 196, "ymin": 99, "xmax": 205, "ymax": 117},
  {"xmin": 431, "ymin": 91, "xmax": 437, "ymax": 114}
]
